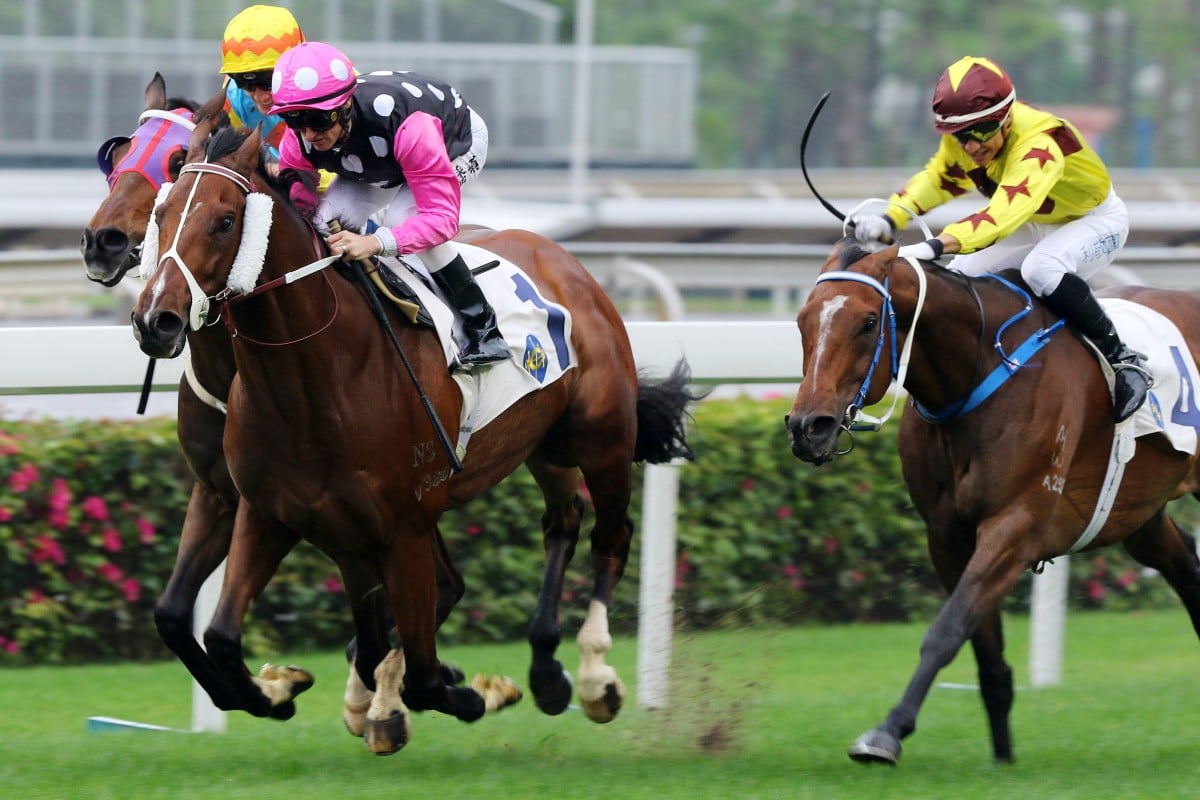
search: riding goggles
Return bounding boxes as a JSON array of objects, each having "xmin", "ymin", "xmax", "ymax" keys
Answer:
[
  {"xmin": 951, "ymin": 115, "xmax": 1007, "ymax": 145},
  {"xmin": 280, "ymin": 107, "xmax": 344, "ymax": 132},
  {"xmin": 230, "ymin": 72, "xmax": 273, "ymax": 92}
]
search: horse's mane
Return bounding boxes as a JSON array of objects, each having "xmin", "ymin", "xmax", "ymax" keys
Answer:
[
  {"xmin": 166, "ymin": 97, "xmax": 200, "ymax": 112},
  {"xmin": 838, "ymin": 241, "xmax": 873, "ymax": 268},
  {"xmin": 203, "ymin": 125, "xmax": 287, "ymax": 196}
]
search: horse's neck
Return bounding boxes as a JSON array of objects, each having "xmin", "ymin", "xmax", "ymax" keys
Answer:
[
  {"xmin": 185, "ymin": 324, "xmax": 236, "ymax": 400},
  {"xmin": 904, "ymin": 269, "xmax": 1011, "ymax": 410}
]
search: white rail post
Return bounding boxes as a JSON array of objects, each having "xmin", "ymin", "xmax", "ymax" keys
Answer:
[
  {"xmin": 191, "ymin": 559, "xmax": 228, "ymax": 732},
  {"xmin": 1029, "ymin": 556, "xmax": 1070, "ymax": 688},
  {"xmin": 636, "ymin": 460, "xmax": 682, "ymax": 710}
]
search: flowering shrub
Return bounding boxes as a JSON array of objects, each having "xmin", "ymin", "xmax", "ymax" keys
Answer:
[{"xmin": 1, "ymin": 401, "xmax": 1192, "ymax": 666}]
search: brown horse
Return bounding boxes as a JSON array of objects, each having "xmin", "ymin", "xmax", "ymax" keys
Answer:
[
  {"xmin": 129, "ymin": 124, "xmax": 696, "ymax": 752},
  {"xmin": 82, "ymin": 73, "xmax": 206, "ymax": 286},
  {"xmin": 785, "ymin": 238, "xmax": 1200, "ymax": 764},
  {"xmin": 80, "ymin": 80, "xmax": 466, "ymax": 735}
]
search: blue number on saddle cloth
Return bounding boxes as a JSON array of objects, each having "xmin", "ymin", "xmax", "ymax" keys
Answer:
[
  {"xmin": 1169, "ymin": 346, "xmax": 1200, "ymax": 435},
  {"xmin": 510, "ymin": 273, "xmax": 570, "ymax": 372}
]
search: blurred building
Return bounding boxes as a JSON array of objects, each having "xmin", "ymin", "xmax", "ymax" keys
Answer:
[{"xmin": 0, "ymin": 0, "xmax": 697, "ymax": 167}]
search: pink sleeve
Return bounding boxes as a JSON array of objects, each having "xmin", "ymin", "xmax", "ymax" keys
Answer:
[
  {"xmin": 386, "ymin": 112, "xmax": 461, "ymax": 253},
  {"xmin": 277, "ymin": 128, "xmax": 317, "ymax": 177}
]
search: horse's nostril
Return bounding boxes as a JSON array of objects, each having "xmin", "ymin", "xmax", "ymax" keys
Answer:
[{"xmin": 96, "ymin": 228, "xmax": 130, "ymax": 253}]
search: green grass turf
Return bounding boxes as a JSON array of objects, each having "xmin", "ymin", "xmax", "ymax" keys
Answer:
[{"xmin": 2, "ymin": 610, "xmax": 1197, "ymax": 799}]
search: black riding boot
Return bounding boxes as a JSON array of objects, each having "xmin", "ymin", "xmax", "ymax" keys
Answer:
[
  {"xmin": 431, "ymin": 254, "xmax": 510, "ymax": 371},
  {"xmin": 1042, "ymin": 273, "xmax": 1151, "ymax": 423}
]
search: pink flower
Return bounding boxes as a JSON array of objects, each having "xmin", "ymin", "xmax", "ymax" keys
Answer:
[
  {"xmin": 100, "ymin": 528, "xmax": 122, "ymax": 553},
  {"xmin": 135, "ymin": 517, "xmax": 156, "ymax": 544},
  {"xmin": 1116, "ymin": 569, "xmax": 1138, "ymax": 589},
  {"xmin": 30, "ymin": 535, "xmax": 65, "ymax": 566},
  {"xmin": 7, "ymin": 462, "xmax": 38, "ymax": 492},
  {"xmin": 27, "ymin": 588, "xmax": 46, "ymax": 605},
  {"xmin": 121, "ymin": 577, "xmax": 141, "ymax": 603},
  {"xmin": 97, "ymin": 562, "xmax": 124, "ymax": 583},
  {"xmin": 323, "ymin": 576, "xmax": 343, "ymax": 593},
  {"xmin": 740, "ymin": 478, "xmax": 755, "ymax": 491},
  {"xmin": 822, "ymin": 536, "xmax": 839, "ymax": 555},
  {"xmin": 1086, "ymin": 579, "xmax": 1106, "ymax": 602},
  {"xmin": 81, "ymin": 495, "xmax": 110, "ymax": 522},
  {"xmin": 47, "ymin": 477, "xmax": 72, "ymax": 530},
  {"xmin": 465, "ymin": 523, "xmax": 483, "ymax": 537},
  {"xmin": 0, "ymin": 636, "xmax": 20, "ymax": 655},
  {"xmin": 0, "ymin": 505, "xmax": 11, "ymax": 522},
  {"xmin": 790, "ymin": 577, "xmax": 807, "ymax": 591},
  {"xmin": 849, "ymin": 570, "xmax": 865, "ymax": 584},
  {"xmin": 782, "ymin": 563, "xmax": 799, "ymax": 578},
  {"xmin": 776, "ymin": 505, "xmax": 793, "ymax": 519},
  {"xmin": 0, "ymin": 432, "xmax": 21, "ymax": 456}
]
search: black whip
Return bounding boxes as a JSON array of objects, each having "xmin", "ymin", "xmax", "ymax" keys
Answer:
[
  {"xmin": 329, "ymin": 222, "xmax": 463, "ymax": 473},
  {"xmin": 799, "ymin": 91, "xmax": 847, "ymax": 222}
]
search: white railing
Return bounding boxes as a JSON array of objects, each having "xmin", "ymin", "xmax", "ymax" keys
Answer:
[{"xmin": 0, "ymin": 322, "xmax": 1068, "ymax": 725}]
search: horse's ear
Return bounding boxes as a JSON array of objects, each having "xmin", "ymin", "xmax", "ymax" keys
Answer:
[
  {"xmin": 185, "ymin": 117, "xmax": 214, "ymax": 164},
  {"xmin": 194, "ymin": 89, "xmax": 227, "ymax": 126},
  {"xmin": 145, "ymin": 72, "xmax": 167, "ymax": 112},
  {"xmin": 234, "ymin": 126, "xmax": 264, "ymax": 172}
]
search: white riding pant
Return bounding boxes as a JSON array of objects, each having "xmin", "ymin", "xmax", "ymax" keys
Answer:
[
  {"xmin": 947, "ymin": 187, "xmax": 1129, "ymax": 296},
  {"xmin": 314, "ymin": 107, "xmax": 488, "ymax": 272}
]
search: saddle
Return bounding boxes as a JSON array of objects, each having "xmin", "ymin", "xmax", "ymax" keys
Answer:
[{"xmin": 337, "ymin": 256, "xmax": 435, "ymax": 329}]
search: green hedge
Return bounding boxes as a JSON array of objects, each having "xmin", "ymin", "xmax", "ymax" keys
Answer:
[{"xmin": 1, "ymin": 398, "xmax": 1193, "ymax": 665}]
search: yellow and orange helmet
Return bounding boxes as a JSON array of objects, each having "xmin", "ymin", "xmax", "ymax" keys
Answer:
[{"xmin": 220, "ymin": 5, "xmax": 305, "ymax": 75}]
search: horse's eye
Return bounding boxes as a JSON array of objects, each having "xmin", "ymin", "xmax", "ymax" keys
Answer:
[
  {"xmin": 861, "ymin": 314, "xmax": 878, "ymax": 335},
  {"xmin": 218, "ymin": 214, "xmax": 236, "ymax": 233}
]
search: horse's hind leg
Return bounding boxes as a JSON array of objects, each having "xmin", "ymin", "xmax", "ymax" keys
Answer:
[
  {"xmin": 340, "ymin": 561, "xmax": 390, "ymax": 737},
  {"xmin": 524, "ymin": 460, "xmax": 584, "ymax": 716},
  {"xmin": 575, "ymin": 459, "xmax": 635, "ymax": 723},
  {"xmin": 1122, "ymin": 510, "xmax": 1200, "ymax": 636}
]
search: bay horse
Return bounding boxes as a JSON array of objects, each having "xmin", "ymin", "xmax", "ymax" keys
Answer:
[
  {"xmin": 129, "ymin": 124, "xmax": 696, "ymax": 752},
  {"xmin": 80, "ymin": 81, "xmax": 465, "ymax": 737},
  {"xmin": 785, "ymin": 238, "xmax": 1200, "ymax": 764}
]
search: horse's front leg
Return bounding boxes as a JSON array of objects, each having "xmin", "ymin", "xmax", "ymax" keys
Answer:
[
  {"xmin": 849, "ymin": 523, "xmax": 1028, "ymax": 765},
  {"xmin": 203, "ymin": 504, "xmax": 310, "ymax": 719},
  {"xmin": 153, "ymin": 482, "xmax": 238, "ymax": 707}
]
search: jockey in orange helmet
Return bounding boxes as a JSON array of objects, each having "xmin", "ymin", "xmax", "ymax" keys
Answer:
[{"xmin": 850, "ymin": 56, "xmax": 1150, "ymax": 422}]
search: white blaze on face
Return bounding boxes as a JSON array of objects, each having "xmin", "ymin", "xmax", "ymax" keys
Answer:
[{"xmin": 809, "ymin": 295, "xmax": 849, "ymax": 383}]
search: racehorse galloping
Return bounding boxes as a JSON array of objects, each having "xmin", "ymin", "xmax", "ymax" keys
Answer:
[
  {"xmin": 785, "ymin": 239, "xmax": 1200, "ymax": 764},
  {"xmin": 82, "ymin": 90, "xmax": 463, "ymax": 738},
  {"xmin": 130, "ymin": 125, "xmax": 696, "ymax": 752}
]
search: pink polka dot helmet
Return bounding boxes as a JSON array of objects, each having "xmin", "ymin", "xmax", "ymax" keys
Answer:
[{"xmin": 269, "ymin": 41, "xmax": 357, "ymax": 113}]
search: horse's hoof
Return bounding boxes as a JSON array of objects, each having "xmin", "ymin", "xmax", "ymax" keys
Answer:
[
  {"xmin": 579, "ymin": 678, "xmax": 623, "ymax": 724},
  {"xmin": 344, "ymin": 705, "xmax": 369, "ymax": 737},
  {"xmin": 530, "ymin": 666, "xmax": 573, "ymax": 716},
  {"xmin": 848, "ymin": 729, "xmax": 901, "ymax": 765},
  {"xmin": 267, "ymin": 699, "xmax": 297, "ymax": 721},
  {"xmin": 441, "ymin": 662, "xmax": 466, "ymax": 686},
  {"xmin": 259, "ymin": 663, "xmax": 316, "ymax": 696},
  {"xmin": 365, "ymin": 710, "xmax": 412, "ymax": 755},
  {"xmin": 471, "ymin": 673, "xmax": 523, "ymax": 713}
]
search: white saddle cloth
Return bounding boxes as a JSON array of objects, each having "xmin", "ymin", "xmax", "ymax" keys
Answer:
[
  {"xmin": 1105, "ymin": 298, "xmax": 1200, "ymax": 455},
  {"xmin": 379, "ymin": 242, "xmax": 576, "ymax": 455}
]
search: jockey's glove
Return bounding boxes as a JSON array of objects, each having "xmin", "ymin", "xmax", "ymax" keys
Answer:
[
  {"xmin": 896, "ymin": 238, "xmax": 945, "ymax": 262},
  {"xmin": 849, "ymin": 213, "xmax": 895, "ymax": 244}
]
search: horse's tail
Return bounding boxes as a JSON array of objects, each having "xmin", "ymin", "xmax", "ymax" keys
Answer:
[{"xmin": 634, "ymin": 359, "xmax": 704, "ymax": 464}]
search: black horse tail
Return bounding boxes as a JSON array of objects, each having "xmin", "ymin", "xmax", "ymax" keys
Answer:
[{"xmin": 634, "ymin": 359, "xmax": 704, "ymax": 464}]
